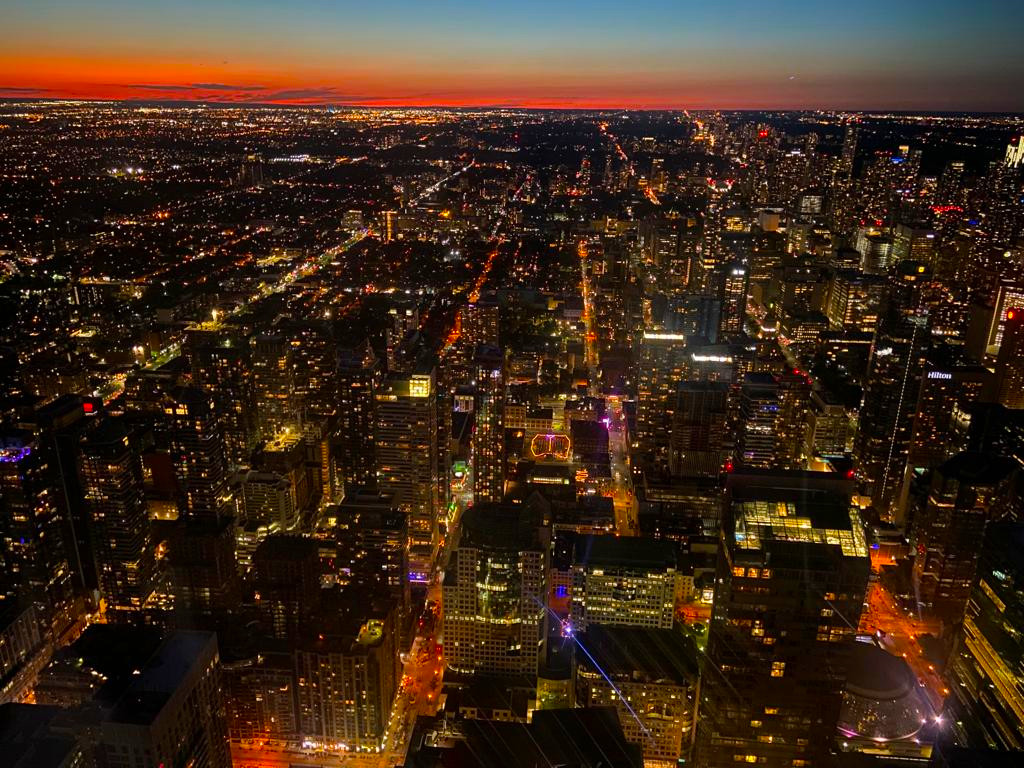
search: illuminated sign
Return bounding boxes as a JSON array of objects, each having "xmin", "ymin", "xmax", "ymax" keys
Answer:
[
  {"xmin": 927, "ymin": 371, "xmax": 952, "ymax": 380},
  {"xmin": 530, "ymin": 433, "xmax": 571, "ymax": 461}
]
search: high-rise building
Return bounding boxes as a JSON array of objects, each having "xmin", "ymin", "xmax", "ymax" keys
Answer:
[
  {"xmin": 336, "ymin": 342, "xmax": 381, "ymax": 494},
  {"xmin": 992, "ymin": 305, "xmax": 1024, "ymax": 408},
  {"xmin": 374, "ymin": 370, "xmax": 440, "ymax": 583},
  {"xmin": 911, "ymin": 452, "xmax": 1021, "ymax": 623},
  {"xmin": 79, "ymin": 419, "xmax": 157, "ymax": 623},
  {"xmin": 853, "ymin": 263, "xmax": 933, "ymax": 523},
  {"xmin": 669, "ymin": 380, "xmax": 729, "ymax": 476},
  {"xmin": 253, "ymin": 535, "xmax": 321, "ymax": 640},
  {"xmin": 570, "ymin": 535, "xmax": 679, "ymax": 631},
  {"xmin": 574, "ymin": 625, "xmax": 700, "ymax": 764},
  {"xmin": 95, "ymin": 631, "xmax": 231, "ymax": 768},
  {"xmin": 472, "ymin": 345, "xmax": 505, "ymax": 504},
  {"xmin": 292, "ymin": 595, "xmax": 400, "ymax": 753},
  {"xmin": 945, "ymin": 522, "xmax": 1024, "ymax": 750},
  {"xmin": 718, "ymin": 262, "xmax": 749, "ymax": 339},
  {"xmin": 335, "ymin": 489, "xmax": 410, "ymax": 616},
  {"xmin": 192, "ymin": 340, "xmax": 256, "ymax": 468},
  {"xmin": 635, "ymin": 332, "xmax": 690, "ymax": 460},
  {"xmin": 697, "ymin": 470, "xmax": 870, "ymax": 768},
  {"xmin": 443, "ymin": 502, "xmax": 548, "ymax": 676},
  {"xmin": 165, "ymin": 387, "xmax": 233, "ymax": 523},
  {"xmin": 252, "ymin": 334, "xmax": 298, "ymax": 437},
  {"xmin": 0, "ymin": 432, "xmax": 74, "ymax": 635},
  {"xmin": 737, "ymin": 372, "xmax": 781, "ymax": 468},
  {"xmin": 460, "ymin": 299, "xmax": 500, "ymax": 348}
]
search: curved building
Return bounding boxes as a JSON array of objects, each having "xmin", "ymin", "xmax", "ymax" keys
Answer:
[{"xmin": 837, "ymin": 641, "xmax": 935, "ymax": 760}]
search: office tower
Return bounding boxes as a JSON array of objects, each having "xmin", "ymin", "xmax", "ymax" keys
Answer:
[
  {"xmin": 570, "ymin": 535, "xmax": 678, "ymax": 631},
  {"xmin": 697, "ymin": 470, "xmax": 870, "ymax": 768},
  {"xmin": 905, "ymin": 365, "xmax": 991, "ymax": 477},
  {"xmin": 893, "ymin": 224, "xmax": 938, "ymax": 265},
  {"xmin": 853, "ymin": 264, "xmax": 932, "ymax": 523},
  {"xmin": 95, "ymin": 631, "xmax": 231, "ymax": 768},
  {"xmin": 701, "ymin": 179, "xmax": 733, "ymax": 286},
  {"xmin": 911, "ymin": 452, "xmax": 1021, "ymax": 623},
  {"xmin": 252, "ymin": 334, "xmax": 298, "ymax": 437},
  {"xmin": 192, "ymin": 341, "xmax": 256, "ymax": 467},
  {"xmin": 635, "ymin": 332, "xmax": 690, "ymax": 460},
  {"xmin": 718, "ymin": 262, "xmax": 749, "ymax": 339},
  {"xmin": 385, "ymin": 305, "xmax": 419, "ymax": 374},
  {"xmin": 443, "ymin": 502, "xmax": 548, "ymax": 676},
  {"xmin": 472, "ymin": 345, "xmax": 505, "ymax": 504},
  {"xmin": 292, "ymin": 595, "xmax": 400, "ymax": 753},
  {"xmin": 804, "ymin": 389, "xmax": 851, "ymax": 460},
  {"xmin": 336, "ymin": 342, "xmax": 381, "ymax": 493},
  {"xmin": 669, "ymin": 380, "xmax": 729, "ymax": 476},
  {"xmin": 165, "ymin": 387, "xmax": 232, "ymax": 523},
  {"xmin": 736, "ymin": 372, "xmax": 781, "ymax": 468},
  {"xmin": 945, "ymin": 522, "xmax": 1024, "ymax": 750},
  {"xmin": 575, "ymin": 625, "xmax": 700, "ymax": 764},
  {"xmin": 374, "ymin": 370, "xmax": 440, "ymax": 583},
  {"xmin": 840, "ymin": 123, "xmax": 858, "ymax": 176},
  {"xmin": 254, "ymin": 535, "xmax": 321, "ymax": 640},
  {"xmin": 0, "ymin": 432, "xmax": 74, "ymax": 635},
  {"xmin": 79, "ymin": 419, "xmax": 157, "ymax": 623},
  {"xmin": 992, "ymin": 305, "xmax": 1024, "ymax": 408},
  {"xmin": 1005, "ymin": 136, "xmax": 1024, "ymax": 168},
  {"xmin": 825, "ymin": 270, "xmax": 887, "ymax": 333},
  {"xmin": 776, "ymin": 369, "xmax": 812, "ymax": 469}
]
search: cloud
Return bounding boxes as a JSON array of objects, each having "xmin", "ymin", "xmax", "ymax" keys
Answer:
[
  {"xmin": 190, "ymin": 82, "xmax": 265, "ymax": 91},
  {"xmin": 121, "ymin": 83, "xmax": 190, "ymax": 92},
  {"xmin": 0, "ymin": 86, "xmax": 52, "ymax": 94},
  {"xmin": 118, "ymin": 82, "xmax": 265, "ymax": 93}
]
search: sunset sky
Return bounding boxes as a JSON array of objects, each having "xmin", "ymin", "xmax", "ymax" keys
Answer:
[{"xmin": 3, "ymin": 0, "xmax": 1022, "ymax": 110}]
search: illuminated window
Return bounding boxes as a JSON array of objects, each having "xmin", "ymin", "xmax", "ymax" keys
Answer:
[
  {"xmin": 764, "ymin": 707, "xmax": 778, "ymax": 715},
  {"xmin": 732, "ymin": 566, "xmax": 745, "ymax": 577},
  {"xmin": 771, "ymin": 662, "xmax": 785, "ymax": 678}
]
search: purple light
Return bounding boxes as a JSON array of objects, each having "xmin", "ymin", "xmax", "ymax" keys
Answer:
[
  {"xmin": 0, "ymin": 446, "xmax": 31, "ymax": 464},
  {"xmin": 408, "ymin": 571, "xmax": 429, "ymax": 583}
]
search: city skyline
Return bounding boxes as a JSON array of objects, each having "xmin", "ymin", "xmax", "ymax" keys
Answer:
[{"xmin": 3, "ymin": 0, "xmax": 1024, "ymax": 111}]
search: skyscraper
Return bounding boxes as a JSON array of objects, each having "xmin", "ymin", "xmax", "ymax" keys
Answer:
[
  {"xmin": 698, "ymin": 470, "xmax": 870, "ymax": 768},
  {"xmin": 336, "ymin": 341, "xmax": 381, "ymax": 494},
  {"xmin": 443, "ymin": 502, "xmax": 548, "ymax": 676},
  {"xmin": 79, "ymin": 419, "xmax": 157, "ymax": 623},
  {"xmin": 911, "ymin": 452, "xmax": 1021, "ymax": 623},
  {"xmin": 252, "ymin": 334, "xmax": 298, "ymax": 437},
  {"xmin": 95, "ymin": 631, "xmax": 231, "ymax": 768},
  {"xmin": 0, "ymin": 432, "xmax": 74, "ymax": 635},
  {"xmin": 853, "ymin": 263, "xmax": 932, "ymax": 523},
  {"xmin": 192, "ymin": 340, "xmax": 257, "ymax": 468},
  {"xmin": 472, "ymin": 345, "xmax": 505, "ymax": 504},
  {"xmin": 374, "ymin": 369, "xmax": 440, "ymax": 583},
  {"xmin": 991, "ymin": 305, "xmax": 1024, "ymax": 409},
  {"xmin": 944, "ymin": 522, "xmax": 1024, "ymax": 750},
  {"xmin": 165, "ymin": 387, "xmax": 233, "ymax": 523},
  {"xmin": 737, "ymin": 372, "xmax": 781, "ymax": 468}
]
